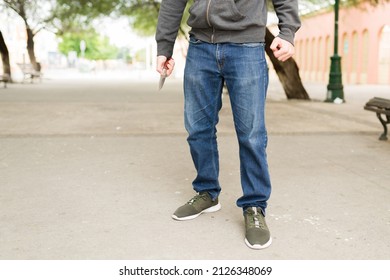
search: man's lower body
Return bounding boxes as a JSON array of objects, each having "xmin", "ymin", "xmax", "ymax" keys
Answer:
[{"xmin": 172, "ymin": 37, "xmax": 272, "ymax": 249}]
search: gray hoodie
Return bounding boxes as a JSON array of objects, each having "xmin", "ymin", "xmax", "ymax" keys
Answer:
[{"xmin": 156, "ymin": 0, "xmax": 301, "ymax": 58}]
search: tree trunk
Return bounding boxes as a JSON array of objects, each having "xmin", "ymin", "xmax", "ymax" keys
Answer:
[
  {"xmin": 26, "ymin": 27, "xmax": 39, "ymax": 71},
  {"xmin": 0, "ymin": 31, "xmax": 12, "ymax": 80},
  {"xmin": 265, "ymin": 28, "xmax": 310, "ymax": 100}
]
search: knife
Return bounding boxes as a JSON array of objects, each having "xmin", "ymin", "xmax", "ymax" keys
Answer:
[{"xmin": 159, "ymin": 67, "xmax": 167, "ymax": 90}]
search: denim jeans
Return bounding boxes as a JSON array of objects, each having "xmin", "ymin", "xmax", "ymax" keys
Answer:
[{"xmin": 183, "ymin": 36, "xmax": 271, "ymax": 211}]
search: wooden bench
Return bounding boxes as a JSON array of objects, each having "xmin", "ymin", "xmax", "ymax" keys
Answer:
[
  {"xmin": 364, "ymin": 97, "xmax": 390, "ymax": 141},
  {"xmin": 0, "ymin": 73, "xmax": 10, "ymax": 88},
  {"xmin": 17, "ymin": 63, "xmax": 42, "ymax": 83}
]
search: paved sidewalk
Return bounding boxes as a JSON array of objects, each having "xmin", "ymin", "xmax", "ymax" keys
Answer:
[{"xmin": 0, "ymin": 72, "xmax": 389, "ymax": 259}]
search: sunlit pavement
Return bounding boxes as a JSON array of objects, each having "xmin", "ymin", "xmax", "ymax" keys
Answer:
[{"xmin": 0, "ymin": 69, "xmax": 389, "ymax": 259}]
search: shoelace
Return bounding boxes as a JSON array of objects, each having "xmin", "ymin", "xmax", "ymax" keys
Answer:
[
  {"xmin": 187, "ymin": 193, "xmax": 207, "ymax": 205},
  {"xmin": 248, "ymin": 207, "xmax": 266, "ymax": 230}
]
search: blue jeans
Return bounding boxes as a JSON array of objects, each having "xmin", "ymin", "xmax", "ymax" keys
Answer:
[{"xmin": 183, "ymin": 37, "xmax": 271, "ymax": 212}]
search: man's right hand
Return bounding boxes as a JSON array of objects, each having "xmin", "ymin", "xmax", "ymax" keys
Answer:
[{"xmin": 156, "ymin": 56, "xmax": 175, "ymax": 77}]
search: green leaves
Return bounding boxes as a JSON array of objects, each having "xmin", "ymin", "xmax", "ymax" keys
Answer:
[{"xmin": 58, "ymin": 29, "xmax": 118, "ymax": 60}]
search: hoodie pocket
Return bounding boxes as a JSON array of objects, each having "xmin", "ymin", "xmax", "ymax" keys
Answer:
[
  {"xmin": 209, "ymin": 0, "xmax": 246, "ymax": 29},
  {"xmin": 187, "ymin": 0, "xmax": 246, "ymax": 30},
  {"xmin": 187, "ymin": 0, "xmax": 209, "ymax": 29}
]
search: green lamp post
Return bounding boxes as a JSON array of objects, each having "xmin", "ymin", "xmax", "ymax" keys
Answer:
[{"xmin": 326, "ymin": 0, "xmax": 344, "ymax": 103}]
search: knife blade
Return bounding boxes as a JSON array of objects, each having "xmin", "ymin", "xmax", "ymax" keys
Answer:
[{"xmin": 158, "ymin": 68, "xmax": 167, "ymax": 90}]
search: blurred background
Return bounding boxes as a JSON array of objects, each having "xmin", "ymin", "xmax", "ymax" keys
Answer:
[{"xmin": 1, "ymin": 0, "xmax": 389, "ymax": 94}]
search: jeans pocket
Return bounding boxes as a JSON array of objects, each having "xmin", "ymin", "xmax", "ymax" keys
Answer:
[{"xmin": 189, "ymin": 36, "xmax": 203, "ymax": 45}]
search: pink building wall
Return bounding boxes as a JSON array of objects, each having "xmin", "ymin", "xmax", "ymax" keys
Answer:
[{"xmin": 294, "ymin": 1, "xmax": 390, "ymax": 85}]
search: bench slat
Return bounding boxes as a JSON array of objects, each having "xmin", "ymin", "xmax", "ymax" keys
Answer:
[
  {"xmin": 364, "ymin": 97, "xmax": 390, "ymax": 109},
  {"xmin": 364, "ymin": 107, "xmax": 390, "ymax": 115}
]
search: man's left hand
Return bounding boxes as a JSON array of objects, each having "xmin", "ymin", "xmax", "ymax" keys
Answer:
[{"xmin": 270, "ymin": 37, "xmax": 295, "ymax": 62}]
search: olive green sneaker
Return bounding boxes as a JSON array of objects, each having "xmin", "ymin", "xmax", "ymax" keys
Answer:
[
  {"xmin": 244, "ymin": 207, "xmax": 272, "ymax": 249},
  {"xmin": 172, "ymin": 192, "xmax": 221, "ymax": 221}
]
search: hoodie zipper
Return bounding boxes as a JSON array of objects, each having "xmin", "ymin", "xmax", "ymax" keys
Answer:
[{"xmin": 206, "ymin": 0, "xmax": 215, "ymax": 43}]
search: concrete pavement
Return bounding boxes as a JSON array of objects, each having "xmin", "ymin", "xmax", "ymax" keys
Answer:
[{"xmin": 0, "ymin": 70, "xmax": 389, "ymax": 259}]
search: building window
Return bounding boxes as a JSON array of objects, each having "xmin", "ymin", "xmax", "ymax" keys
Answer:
[
  {"xmin": 351, "ymin": 31, "xmax": 359, "ymax": 83},
  {"xmin": 311, "ymin": 37, "xmax": 316, "ymax": 74},
  {"xmin": 378, "ymin": 25, "xmax": 390, "ymax": 84},
  {"xmin": 361, "ymin": 30, "xmax": 369, "ymax": 83},
  {"xmin": 342, "ymin": 33, "xmax": 349, "ymax": 82},
  {"xmin": 318, "ymin": 37, "xmax": 323, "ymax": 70},
  {"xmin": 342, "ymin": 34, "xmax": 349, "ymax": 55},
  {"xmin": 325, "ymin": 35, "xmax": 331, "ymax": 77},
  {"xmin": 305, "ymin": 38, "xmax": 310, "ymax": 73}
]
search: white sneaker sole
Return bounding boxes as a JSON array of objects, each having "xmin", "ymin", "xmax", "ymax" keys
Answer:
[
  {"xmin": 171, "ymin": 203, "xmax": 221, "ymax": 221},
  {"xmin": 245, "ymin": 237, "xmax": 273, "ymax": 250}
]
